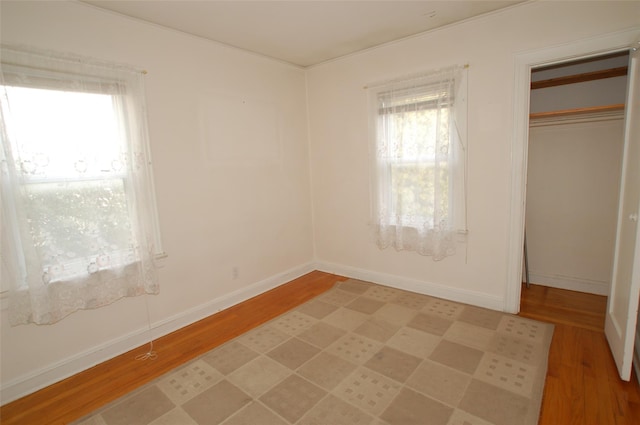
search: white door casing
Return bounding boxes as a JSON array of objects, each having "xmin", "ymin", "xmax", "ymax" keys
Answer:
[{"xmin": 507, "ymin": 28, "xmax": 640, "ymax": 315}]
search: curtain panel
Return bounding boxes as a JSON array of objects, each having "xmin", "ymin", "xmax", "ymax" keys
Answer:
[
  {"xmin": 0, "ymin": 46, "xmax": 160, "ymax": 325},
  {"xmin": 368, "ymin": 65, "xmax": 468, "ymax": 260}
]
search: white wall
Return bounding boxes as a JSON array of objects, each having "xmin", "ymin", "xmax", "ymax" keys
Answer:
[
  {"xmin": 0, "ymin": 1, "xmax": 314, "ymax": 403},
  {"xmin": 306, "ymin": 1, "xmax": 639, "ymax": 306},
  {"xmin": 1, "ymin": 0, "xmax": 639, "ymax": 405}
]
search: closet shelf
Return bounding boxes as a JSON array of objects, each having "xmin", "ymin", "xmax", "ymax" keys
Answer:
[
  {"xmin": 531, "ymin": 66, "xmax": 628, "ymax": 90},
  {"xmin": 529, "ymin": 103, "xmax": 625, "ymax": 120}
]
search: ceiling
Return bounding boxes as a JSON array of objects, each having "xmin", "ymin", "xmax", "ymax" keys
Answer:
[{"xmin": 82, "ymin": 1, "xmax": 526, "ymax": 67}]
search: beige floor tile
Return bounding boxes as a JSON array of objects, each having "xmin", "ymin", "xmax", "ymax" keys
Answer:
[
  {"xmin": 297, "ymin": 352, "xmax": 357, "ymax": 390},
  {"xmin": 446, "ymin": 409, "xmax": 494, "ymax": 425},
  {"xmin": 259, "ymin": 375, "xmax": 326, "ymax": 423},
  {"xmin": 486, "ymin": 333, "xmax": 542, "ymax": 365},
  {"xmin": 237, "ymin": 325, "xmax": 290, "ymax": 353},
  {"xmin": 326, "ymin": 333, "xmax": 383, "ymax": 364},
  {"xmin": 297, "ymin": 322, "xmax": 346, "ymax": 349},
  {"xmin": 443, "ymin": 321, "xmax": 497, "ymax": 351},
  {"xmin": 182, "ymin": 380, "xmax": 252, "ymax": 425},
  {"xmin": 332, "ymin": 367, "xmax": 400, "ymax": 416},
  {"xmin": 270, "ymin": 311, "xmax": 317, "ymax": 336},
  {"xmin": 336, "ymin": 279, "xmax": 372, "ymax": 295},
  {"xmin": 227, "ymin": 356, "xmax": 292, "ymax": 398},
  {"xmin": 323, "ymin": 307, "xmax": 369, "ymax": 331},
  {"xmin": 474, "ymin": 353, "xmax": 538, "ymax": 397},
  {"xmin": 381, "ymin": 388, "xmax": 453, "ymax": 425},
  {"xmin": 373, "ymin": 303, "xmax": 417, "ymax": 327},
  {"xmin": 202, "ymin": 341, "xmax": 259, "ymax": 375},
  {"xmin": 222, "ymin": 402, "xmax": 289, "ymax": 425},
  {"xmin": 346, "ymin": 297, "xmax": 385, "ymax": 315},
  {"xmin": 317, "ymin": 288, "xmax": 358, "ymax": 306},
  {"xmin": 406, "ymin": 360, "xmax": 471, "ymax": 406},
  {"xmin": 361, "ymin": 285, "xmax": 402, "ymax": 303},
  {"xmin": 496, "ymin": 315, "xmax": 550, "ymax": 344},
  {"xmin": 298, "ymin": 394, "xmax": 374, "ymax": 425},
  {"xmin": 429, "ymin": 340, "xmax": 484, "ymax": 375},
  {"xmin": 148, "ymin": 408, "xmax": 199, "ymax": 425},
  {"xmin": 422, "ymin": 298, "xmax": 466, "ymax": 320},
  {"xmin": 385, "ymin": 326, "xmax": 441, "ymax": 359},
  {"xmin": 354, "ymin": 317, "xmax": 400, "ymax": 343},
  {"xmin": 296, "ymin": 299, "xmax": 339, "ymax": 319},
  {"xmin": 458, "ymin": 306, "xmax": 503, "ymax": 330},
  {"xmin": 101, "ymin": 385, "xmax": 175, "ymax": 425},
  {"xmin": 364, "ymin": 346, "xmax": 421, "ymax": 383},
  {"xmin": 391, "ymin": 292, "xmax": 430, "ymax": 310},
  {"xmin": 267, "ymin": 337, "xmax": 320, "ymax": 370},
  {"xmin": 156, "ymin": 359, "xmax": 223, "ymax": 405},
  {"xmin": 407, "ymin": 312, "xmax": 453, "ymax": 336}
]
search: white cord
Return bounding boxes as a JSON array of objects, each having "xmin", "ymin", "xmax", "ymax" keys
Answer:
[
  {"xmin": 135, "ymin": 340, "xmax": 158, "ymax": 361},
  {"xmin": 135, "ymin": 288, "xmax": 158, "ymax": 361}
]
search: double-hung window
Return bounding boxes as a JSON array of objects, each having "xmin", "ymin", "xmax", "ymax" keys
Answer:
[
  {"xmin": 368, "ymin": 65, "xmax": 467, "ymax": 260},
  {"xmin": 1, "ymin": 46, "xmax": 162, "ymax": 325}
]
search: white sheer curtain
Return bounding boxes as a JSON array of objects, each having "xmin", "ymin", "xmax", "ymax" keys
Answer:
[
  {"xmin": 1, "ymin": 45, "xmax": 160, "ymax": 325},
  {"xmin": 368, "ymin": 65, "xmax": 467, "ymax": 260}
]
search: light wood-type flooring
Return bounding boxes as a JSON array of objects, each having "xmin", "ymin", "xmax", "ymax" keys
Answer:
[
  {"xmin": 519, "ymin": 283, "xmax": 640, "ymax": 425},
  {"xmin": 1, "ymin": 272, "xmax": 639, "ymax": 424}
]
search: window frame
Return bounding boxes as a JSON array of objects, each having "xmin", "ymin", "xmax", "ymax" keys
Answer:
[
  {"xmin": 1, "ymin": 60, "xmax": 164, "ymax": 292},
  {"xmin": 373, "ymin": 81, "xmax": 456, "ymax": 231}
]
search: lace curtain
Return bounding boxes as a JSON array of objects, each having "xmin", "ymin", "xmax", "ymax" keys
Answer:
[
  {"xmin": 368, "ymin": 65, "xmax": 468, "ymax": 260},
  {"xmin": 1, "ymin": 46, "xmax": 160, "ymax": 325}
]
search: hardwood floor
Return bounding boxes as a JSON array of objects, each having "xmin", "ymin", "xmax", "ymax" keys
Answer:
[
  {"xmin": 1, "ymin": 273, "xmax": 639, "ymax": 424},
  {"xmin": 519, "ymin": 283, "xmax": 640, "ymax": 425},
  {"xmin": 519, "ymin": 283, "xmax": 607, "ymax": 332}
]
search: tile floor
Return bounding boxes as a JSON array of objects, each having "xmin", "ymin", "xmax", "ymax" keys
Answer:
[{"xmin": 74, "ymin": 279, "xmax": 554, "ymax": 425}]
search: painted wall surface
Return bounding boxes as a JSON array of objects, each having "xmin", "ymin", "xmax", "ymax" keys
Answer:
[
  {"xmin": 306, "ymin": 1, "xmax": 639, "ymax": 305},
  {"xmin": 526, "ymin": 119, "xmax": 624, "ymax": 294},
  {"xmin": 0, "ymin": 1, "xmax": 314, "ymax": 402},
  {"xmin": 1, "ymin": 0, "xmax": 640, "ymax": 404}
]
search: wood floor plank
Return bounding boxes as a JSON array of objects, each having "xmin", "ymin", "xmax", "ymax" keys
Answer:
[
  {"xmin": 519, "ymin": 284, "xmax": 606, "ymax": 331},
  {"xmin": 583, "ymin": 329, "xmax": 616, "ymax": 425},
  {"xmin": 519, "ymin": 283, "xmax": 640, "ymax": 425}
]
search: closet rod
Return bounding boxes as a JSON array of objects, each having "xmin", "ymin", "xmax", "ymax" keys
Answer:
[{"xmin": 529, "ymin": 103, "xmax": 624, "ymax": 120}]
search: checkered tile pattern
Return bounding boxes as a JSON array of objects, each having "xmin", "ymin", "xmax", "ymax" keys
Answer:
[{"xmin": 74, "ymin": 279, "xmax": 553, "ymax": 425}]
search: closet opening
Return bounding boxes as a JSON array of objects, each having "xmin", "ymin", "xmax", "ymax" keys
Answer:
[{"xmin": 520, "ymin": 50, "xmax": 630, "ymax": 330}]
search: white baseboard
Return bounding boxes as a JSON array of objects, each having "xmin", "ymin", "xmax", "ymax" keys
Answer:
[
  {"xmin": 314, "ymin": 261, "xmax": 505, "ymax": 311},
  {"xmin": 528, "ymin": 272, "xmax": 609, "ymax": 296},
  {"xmin": 0, "ymin": 261, "xmax": 316, "ymax": 405}
]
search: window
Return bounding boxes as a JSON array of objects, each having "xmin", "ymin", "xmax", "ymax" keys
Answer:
[
  {"xmin": 1, "ymin": 46, "xmax": 162, "ymax": 325},
  {"xmin": 368, "ymin": 66, "xmax": 467, "ymax": 260}
]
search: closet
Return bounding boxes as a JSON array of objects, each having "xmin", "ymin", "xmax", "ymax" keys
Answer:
[{"xmin": 524, "ymin": 51, "xmax": 629, "ymax": 296}]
